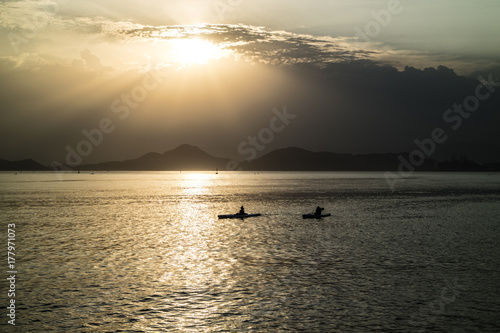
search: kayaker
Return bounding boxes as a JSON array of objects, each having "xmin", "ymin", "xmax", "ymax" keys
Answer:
[
  {"xmin": 238, "ymin": 206, "xmax": 246, "ymax": 215},
  {"xmin": 314, "ymin": 206, "xmax": 324, "ymax": 215}
]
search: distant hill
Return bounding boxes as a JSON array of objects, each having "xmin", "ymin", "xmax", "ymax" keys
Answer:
[
  {"xmin": 79, "ymin": 144, "xmax": 231, "ymax": 171},
  {"xmin": 241, "ymin": 147, "xmax": 489, "ymax": 172},
  {"xmin": 0, "ymin": 158, "xmax": 48, "ymax": 171},
  {"xmin": 239, "ymin": 147, "xmax": 436, "ymax": 171},
  {"xmin": 1, "ymin": 144, "xmax": 496, "ymax": 172},
  {"xmin": 487, "ymin": 163, "xmax": 500, "ymax": 172},
  {"xmin": 430, "ymin": 142, "xmax": 500, "ymax": 164}
]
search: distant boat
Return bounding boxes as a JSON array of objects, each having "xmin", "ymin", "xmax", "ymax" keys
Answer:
[
  {"xmin": 302, "ymin": 213, "xmax": 331, "ymax": 219},
  {"xmin": 218, "ymin": 213, "xmax": 261, "ymax": 219}
]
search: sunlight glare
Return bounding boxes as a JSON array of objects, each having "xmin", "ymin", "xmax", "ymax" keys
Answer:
[
  {"xmin": 182, "ymin": 173, "xmax": 216, "ymax": 195},
  {"xmin": 171, "ymin": 39, "xmax": 227, "ymax": 65}
]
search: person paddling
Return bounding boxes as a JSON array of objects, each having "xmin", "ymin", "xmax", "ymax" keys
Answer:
[
  {"xmin": 314, "ymin": 206, "xmax": 324, "ymax": 216},
  {"xmin": 238, "ymin": 206, "xmax": 246, "ymax": 215}
]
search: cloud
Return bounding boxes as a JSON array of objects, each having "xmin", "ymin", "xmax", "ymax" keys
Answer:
[
  {"xmin": 0, "ymin": 52, "xmax": 53, "ymax": 71},
  {"xmin": 80, "ymin": 49, "xmax": 102, "ymax": 68},
  {"xmin": 0, "ymin": 0, "xmax": 497, "ymax": 75},
  {"xmin": 3, "ymin": 13, "xmax": 497, "ymax": 76},
  {"xmin": 78, "ymin": 48, "xmax": 113, "ymax": 73}
]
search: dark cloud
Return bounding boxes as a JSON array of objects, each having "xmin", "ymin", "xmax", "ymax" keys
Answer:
[
  {"xmin": 1, "ymin": 55, "xmax": 499, "ymax": 166},
  {"xmin": 109, "ymin": 23, "xmax": 377, "ymax": 68}
]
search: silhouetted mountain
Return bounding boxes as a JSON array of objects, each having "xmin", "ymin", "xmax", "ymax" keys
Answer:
[
  {"xmin": 430, "ymin": 142, "xmax": 500, "ymax": 164},
  {"xmin": 435, "ymin": 158, "xmax": 489, "ymax": 172},
  {"xmin": 486, "ymin": 163, "xmax": 500, "ymax": 172},
  {"xmin": 0, "ymin": 158, "xmax": 48, "ymax": 171},
  {"xmin": 240, "ymin": 147, "xmax": 491, "ymax": 172},
  {"xmin": 240, "ymin": 147, "xmax": 438, "ymax": 171},
  {"xmin": 79, "ymin": 144, "xmax": 230, "ymax": 171},
  {"xmin": 2, "ymin": 144, "xmax": 493, "ymax": 172}
]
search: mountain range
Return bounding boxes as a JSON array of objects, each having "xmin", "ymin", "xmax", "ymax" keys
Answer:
[
  {"xmin": 0, "ymin": 158, "xmax": 48, "ymax": 171},
  {"xmin": 78, "ymin": 144, "xmax": 229, "ymax": 171},
  {"xmin": 1, "ymin": 144, "xmax": 499, "ymax": 172}
]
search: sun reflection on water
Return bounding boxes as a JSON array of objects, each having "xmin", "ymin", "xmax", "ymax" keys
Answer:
[{"xmin": 159, "ymin": 172, "xmax": 235, "ymax": 328}]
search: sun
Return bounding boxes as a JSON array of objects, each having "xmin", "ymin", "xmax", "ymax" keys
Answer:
[{"xmin": 170, "ymin": 38, "xmax": 226, "ymax": 65}]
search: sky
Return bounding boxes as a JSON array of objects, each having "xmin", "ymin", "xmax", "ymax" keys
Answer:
[{"xmin": 0, "ymin": 0, "xmax": 499, "ymax": 166}]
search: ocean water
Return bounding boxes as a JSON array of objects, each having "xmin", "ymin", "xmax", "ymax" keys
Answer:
[{"xmin": 1, "ymin": 171, "xmax": 500, "ymax": 332}]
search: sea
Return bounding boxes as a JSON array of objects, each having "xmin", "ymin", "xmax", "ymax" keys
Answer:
[{"xmin": 1, "ymin": 171, "xmax": 499, "ymax": 332}]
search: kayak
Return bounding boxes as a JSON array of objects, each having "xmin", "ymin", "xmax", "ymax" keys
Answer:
[
  {"xmin": 302, "ymin": 213, "xmax": 331, "ymax": 219},
  {"xmin": 218, "ymin": 213, "xmax": 262, "ymax": 219}
]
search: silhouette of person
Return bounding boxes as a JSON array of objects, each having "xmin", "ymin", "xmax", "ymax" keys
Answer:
[
  {"xmin": 314, "ymin": 206, "xmax": 324, "ymax": 215},
  {"xmin": 238, "ymin": 206, "xmax": 246, "ymax": 215}
]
